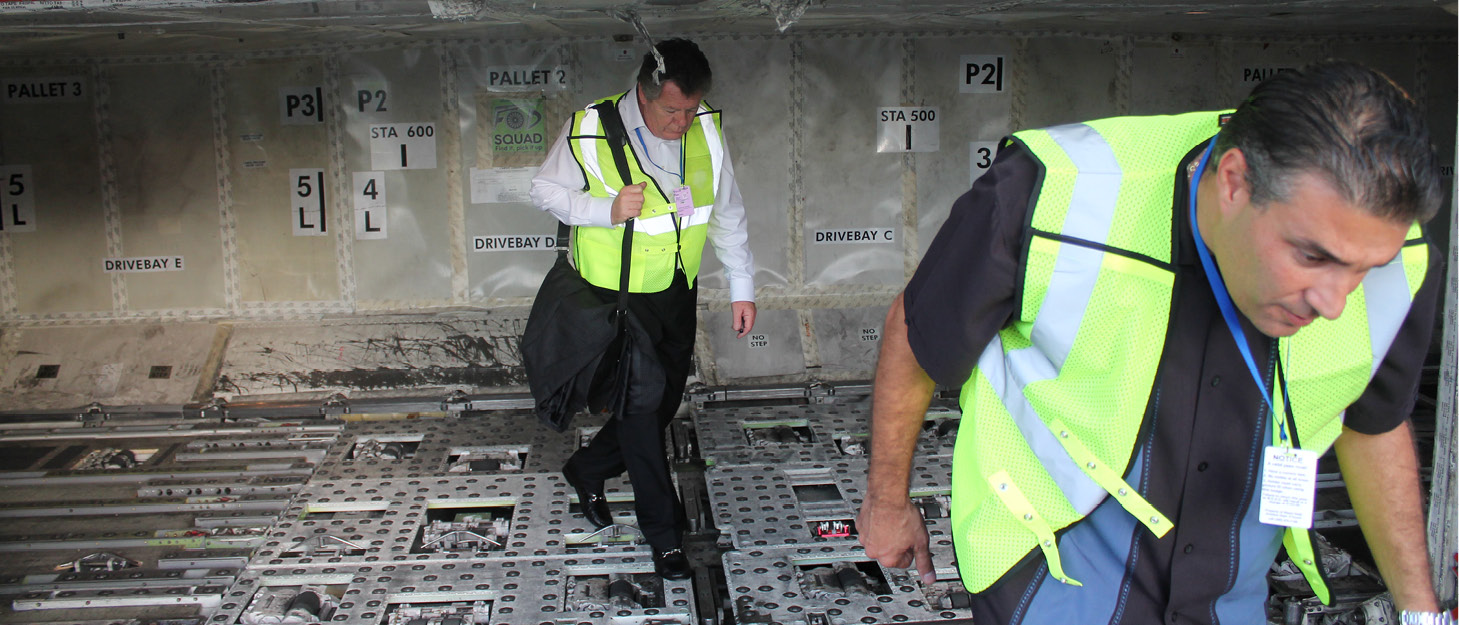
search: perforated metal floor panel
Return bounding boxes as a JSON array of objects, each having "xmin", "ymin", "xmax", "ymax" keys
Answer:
[{"xmin": 0, "ymin": 385, "xmax": 1398, "ymax": 624}]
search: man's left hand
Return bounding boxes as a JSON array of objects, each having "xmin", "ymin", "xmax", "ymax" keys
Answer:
[{"xmin": 731, "ymin": 301, "xmax": 757, "ymax": 338}]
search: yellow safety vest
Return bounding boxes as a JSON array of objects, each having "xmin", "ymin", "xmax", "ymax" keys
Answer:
[
  {"xmin": 566, "ymin": 91, "xmax": 724, "ymax": 293},
  {"xmin": 950, "ymin": 111, "xmax": 1429, "ymax": 604}
]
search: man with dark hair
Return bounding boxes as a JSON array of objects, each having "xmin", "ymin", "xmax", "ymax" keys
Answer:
[
  {"xmin": 530, "ymin": 38, "xmax": 755, "ymax": 580},
  {"xmin": 858, "ymin": 60, "xmax": 1448, "ymax": 624}
]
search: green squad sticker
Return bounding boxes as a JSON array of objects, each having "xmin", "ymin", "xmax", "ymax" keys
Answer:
[{"xmin": 492, "ymin": 98, "xmax": 546, "ymax": 153}]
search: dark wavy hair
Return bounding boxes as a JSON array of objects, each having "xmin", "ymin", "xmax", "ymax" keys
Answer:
[{"xmin": 1214, "ymin": 59, "xmax": 1441, "ymax": 223}]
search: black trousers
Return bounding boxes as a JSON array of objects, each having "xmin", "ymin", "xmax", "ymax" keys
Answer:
[{"xmin": 567, "ymin": 269, "xmax": 696, "ymax": 551}]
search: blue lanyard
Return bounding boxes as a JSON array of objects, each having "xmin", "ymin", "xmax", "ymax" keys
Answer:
[
  {"xmin": 1187, "ymin": 137, "xmax": 1295, "ymax": 445},
  {"xmin": 633, "ymin": 127, "xmax": 685, "ymax": 185}
]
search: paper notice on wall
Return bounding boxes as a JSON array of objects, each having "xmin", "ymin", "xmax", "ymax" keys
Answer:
[{"xmin": 470, "ymin": 167, "xmax": 535, "ymax": 204}]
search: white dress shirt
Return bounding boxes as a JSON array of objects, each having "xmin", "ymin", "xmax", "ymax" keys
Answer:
[{"xmin": 529, "ymin": 86, "xmax": 756, "ymax": 303}]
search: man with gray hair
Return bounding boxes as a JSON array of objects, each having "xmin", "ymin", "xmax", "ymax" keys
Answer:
[
  {"xmin": 531, "ymin": 38, "xmax": 755, "ymax": 580},
  {"xmin": 859, "ymin": 60, "xmax": 1447, "ymax": 623}
]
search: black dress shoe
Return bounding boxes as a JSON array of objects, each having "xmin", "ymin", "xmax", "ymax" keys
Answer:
[
  {"xmin": 563, "ymin": 464, "xmax": 613, "ymax": 529},
  {"xmin": 653, "ymin": 548, "xmax": 692, "ymax": 580}
]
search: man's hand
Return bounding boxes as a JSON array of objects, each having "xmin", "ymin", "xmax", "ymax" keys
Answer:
[
  {"xmin": 858, "ymin": 291, "xmax": 939, "ymax": 585},
  {"xmin": 858, "ymin": 496, "xmax": 937, "ymax": 584},
  {"xmin": 731, "ymin": 301, "xmax": 757, "ymax": 338},
  {"xmin": 611, "ymin": 182, "xmax": 647, "ymax": 224}
]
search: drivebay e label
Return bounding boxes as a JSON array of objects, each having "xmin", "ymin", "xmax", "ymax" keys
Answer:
[
  {"xmin": 813, "ymin": 228, "xmax": 896, "ymax": 244},
  {"xmin": 103, "ymin": 256, "xmax": 184, "ymax": 273},
  {"xmin": 3, "ymin": 76, "xmax": 86, "ymax": 103},
  {"xmin": 472, "ymin": 234, "xmax": 559, "ymax": 251}
]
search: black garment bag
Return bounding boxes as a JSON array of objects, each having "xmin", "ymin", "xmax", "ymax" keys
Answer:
[{"xmin": 521, "ymin": 101, "xmax": 665, "ymax": 432}]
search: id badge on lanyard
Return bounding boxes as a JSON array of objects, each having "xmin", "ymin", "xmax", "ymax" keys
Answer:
[{"xmin": 1189, "ymin": 137, "xmax": 1317, "ymax": 529}]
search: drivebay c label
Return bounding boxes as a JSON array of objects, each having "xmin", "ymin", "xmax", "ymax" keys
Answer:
[
  {"xmin": 3, "ymin": 76, "xmax": 86, "ymax": 103},
  {"xmin": 484, "ymin": 65, "xmax": 569, "ymax": 92},
  {"xmin": 472, "ymin": 234, "xmax": 558, "ymax": 251},
  {"xmin": 813, "ymin": 228, "xmax": 896, "ymax": 244},
  {"xmin": 104, "ymin": 256, "xmax": 184, "ymax": 273}
]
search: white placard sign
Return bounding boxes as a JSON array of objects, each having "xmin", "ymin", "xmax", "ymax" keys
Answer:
[
  {"xmin": 3, "ymin": 76, "xmax": 86, "ymax": 103},
  {"xmin": 1258, "ymin": 447, "xmax": 1319, "ymax": 528},
  {"xmin": 812, "ymin": 228, "xmax": 896, "ymax": 244},
  {"xmin": 369, "ymin": 123, "xmax": 437, "ymax": 170},
  {"xmin": 877, "ymin": 108, "xmax": 939, "ymax": 153},
  {"xmin": 103, "ymin": 256, "xmax": 184, "ymax": 273},
  {"xmin": 747, "ymin": 333, "xmax": 769, "ymax": 349},
  {"xmin": 470, "ymin": 167, "xmax": 534, "ymax": 204},
  {"xmin": 353, "ymin": 171, "xmax": 387, "ymax": 240},
  {"xmin": 970, "ymin": 141, "xmax": 998, "ymax": 186},
  {"xmin": 280, "ymin": 86, "xmax": 324, "ymax": 125},
  {"xmin": 860, "ymin": 327, "xmax": 881, "ymax": 342},
  {"xmin": 0, "ymin": 165, "xmax": 36, "ymax": 232},
  {"xmin": 483, "ymin": 65, "xmax": 570, "ymax": 92},
  {"xmin": 959, "ymin": 55, "xmax": 1006, "ymax": 94},
  {"xmin": 289, "ymin": 169, "xmax": 327, "ymax": 237},
  {"xmin": 472, "ymin": 234, "xmax": 559, "ymax": 252},
  {"xmin": 1238, "ymin": 66, "xmax": 1296, "ymax": 86}
]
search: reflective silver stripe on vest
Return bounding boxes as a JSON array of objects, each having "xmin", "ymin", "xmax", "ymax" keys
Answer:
[
  {"xmin": 1030, "ymin": 124, "xmax": 1123, "ymax": 371},
  {"xmin": 698, "ymin": 107, "xmax": 724, "ymax": 200},
  {"xmin": 636, "ymin": 212, "xmax": 680, "ymax": 236},
  {"xmin": 1360, "ymin": 252, "xmax": 1415, "ymax": 378},
  {"xmin": 993, "ymin": 123, "xmax": 1126, "ymax": 515},
  {"xmin": 633, "ymin": 105, "xmax": 723, "ymax": 237},
  {"xmin": 981, "ymin": 336, "xmax": 1108, "ymax": 513},
  {"xmin": 576, "ymin": 107, "xmax": 608, "ymax": 196}
]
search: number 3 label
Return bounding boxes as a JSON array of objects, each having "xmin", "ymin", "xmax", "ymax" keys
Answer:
[
  {"xmin": 969, "ymin": 141, "xmax": 998, "ymax": 186},
  {"xmin": 960, "ymin": 55, "xmax": 1007, "ymax": 94},
  {"xmin": 0, "ymin": 165, "xmax": 36, "ymax": 232}
]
